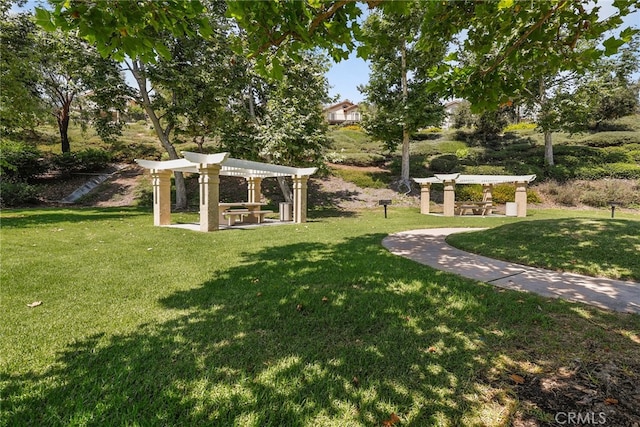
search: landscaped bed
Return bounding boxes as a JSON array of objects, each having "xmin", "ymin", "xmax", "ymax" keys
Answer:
[{"xmin": 2, "ymin": 206, "xmax": 639, "ymax": 425}]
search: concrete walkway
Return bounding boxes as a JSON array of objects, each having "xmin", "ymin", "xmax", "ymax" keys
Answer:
[{"xmin": 382, "ymin": 228, "xmax": 640, "ymax": 314}]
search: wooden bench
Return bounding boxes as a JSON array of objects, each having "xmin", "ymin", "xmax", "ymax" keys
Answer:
[
  {"xmin": 455, "ymin": 201, "xmax": 493, "ymax": 216},
  {"xmin": 247, "ymin": 210, "xmax": 273, "ymax": 223},
  {"xmin": 222, "ymin": 209, "xmax": 249, "ymax": 226}
]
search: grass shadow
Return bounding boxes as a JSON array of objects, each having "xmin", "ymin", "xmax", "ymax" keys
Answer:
[
  {"xmin": 2, "ymin": 233, "xmax": 530, "ymax": 425},
  {"xmin": 4, "ymin": 230, "xmax": 639, "ymax": 425},
  {"xmin": 0, "ymin": 206, "xmax": 149, "ymax": 229}
]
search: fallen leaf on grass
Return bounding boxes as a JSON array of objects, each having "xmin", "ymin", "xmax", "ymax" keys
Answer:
[
  {"xmin": 381, "ymin": 413, "xmax": 400, "ymax": 426},
  {"xmin": 426, "ymin": 346, "xmax": 438, "ymax": 353},
  {"xmin": 604, "ymin": 397, "xmax": 619, "ymax": 405},
  {"xmin": 510, "ymin": 374, "xmax": 525, "ymax": 384},
  {"xmin": 27, "ymin": 301, "xmax": 42, "ymax": 308},
  {"xmin": 321, "ymin": 296, "xmax": 329, "ymax": 303}
]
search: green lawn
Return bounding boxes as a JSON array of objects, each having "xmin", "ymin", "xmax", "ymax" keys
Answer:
[
  {"xmin": 446, "ymin": 218, "xmax": 640, "ymax": 281},
  {"xmin": 2, "ymin": 207, "xmax": 639, "ymax": 426}
]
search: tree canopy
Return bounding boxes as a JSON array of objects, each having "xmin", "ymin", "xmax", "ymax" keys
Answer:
[{"xmin": 37, "ymin": 0, "xmax": 639, "ymax": 110}]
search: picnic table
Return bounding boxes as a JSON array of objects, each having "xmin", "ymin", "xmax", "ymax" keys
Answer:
[
  {"xmin": 454, "ymin": 201, "xmax": 493, "ymax": 216},
  {"xmin": 219, "ymin": 202, "xmax": 273, "ymax": 225}
]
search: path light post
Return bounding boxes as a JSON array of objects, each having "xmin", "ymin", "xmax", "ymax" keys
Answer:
[
  {"xmin": 609, "ymin": 201, "xmax": 621, "ymax": 218},
  {"xmin": 379, "ymin": 199, "xmax": 392, "ymax": 218}
]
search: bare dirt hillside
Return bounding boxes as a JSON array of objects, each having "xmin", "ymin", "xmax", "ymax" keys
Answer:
[{"xmin": 52, "ymin": 163, "xmax": 421, "ymax": 211}]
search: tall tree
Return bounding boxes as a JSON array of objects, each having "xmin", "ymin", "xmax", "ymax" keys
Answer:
[
  {"xmin": 0, "ymin": 6, "xmax": 46, "ymax": 135},
  {"xmin": 35, "ymin": 29, "xmax": 128, "ymax": 153},
  {"xmin": 123, "ymin": 1, "xmax": 239, "ymax": 210},
  {"xmin": 511, "ymin": 33, "xmax": 639, "ymax": 166},
  {"xmin": 359, "ymin": 3, "xmax": 445, "ymax": 187},
  {"xmin": 228, "ymin": 52, "xmax": 333, "ymax": 202}
]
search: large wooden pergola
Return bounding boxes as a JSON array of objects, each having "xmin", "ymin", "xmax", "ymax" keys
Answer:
[
  {"xmin": 413, "ymin": 174, "xmax": 536, "ymax": 217},
  {"xmin": 136, "ymin": 151, "xmax": 317, "ymax": 232}
]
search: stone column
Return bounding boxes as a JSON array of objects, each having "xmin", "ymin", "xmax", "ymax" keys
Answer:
[
  {"xmin": 482, "ymin": 184, "xmax": 493, "ymax": 215},
  {"xmin": 443, "ymin": 179, "xmax": 456, "ymax": 217},
  {"xmin": 198, "ymin": 164, "xmax": 221, "ymax": 232},
  {"xmin": 515, "ymin": 181, "xmax": 528, "ymax": 217},
  {"xmin": 292, "ymin": 175, "xmax": 309, "ymax": 223},
  {"xmin": 151, "ymin": 169, "xmax": 172, "ymax": 226},
  {"xmin": 247, "ymin": 177, "xmax": 263, "ymax": 203},
  {"xmin": 419, "ymin": 183, "xmax": 431, "ymax": 214}
]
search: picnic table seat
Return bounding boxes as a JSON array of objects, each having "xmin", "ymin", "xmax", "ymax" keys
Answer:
[
  {"xmin": 248, "ymin": 210, "xmax": 273, "ymax": 223},
  {"xmin": 454, "ymin": 201, "xmax": 493, "ymax": 216},
  {"xmin": 222, "ymin": 209, "xmax": 249, "ymax": 225}
]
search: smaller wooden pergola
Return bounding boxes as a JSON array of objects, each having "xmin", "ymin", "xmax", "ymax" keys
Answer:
[
  {"xmin": 413, "ymin": 174, "xmax": 536, "ymax": 217},
  {"xmin": 135, "ymin": 151, "xmax": 317, "ymax": 232}
]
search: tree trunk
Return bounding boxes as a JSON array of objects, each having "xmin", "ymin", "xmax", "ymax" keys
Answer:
[
  {"xmin": 539, "ymin": 78, "xmax": 555, "ymax": 167},
  {"xmin": 57, "ymin": 103, "xmax": 71, "ymax": 153},
  {"xmin": 277, "ymin": 177, "xmax": 293, "ymax": 203},
  {"xmin": 129, "ymin": 59, "xmax": 187, "ymax": 209},
  {"xmin": 400, "ymin": 40, "xmax": 411, "ymax": 191},
  {"xmin": 544, "ymin": 131, "xmax": 554, "ymax": 166}
]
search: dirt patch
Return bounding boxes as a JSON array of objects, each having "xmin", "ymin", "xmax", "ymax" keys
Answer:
[
  {"xmin": 82, "ymin": 164, "xmax": 145, "ymax": 207},
  {"xmin": 511, "ymin": 360, "xmax": 640, "ymax": 426},
  {"xmin": 309, "ymin": 174, "xmax": 420, "ymax": 211}
]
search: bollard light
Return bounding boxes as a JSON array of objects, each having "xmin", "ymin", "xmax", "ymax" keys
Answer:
[
  {"xmin": 379, "ymin": 199, "xmax": 392, "ymax": 218},
  {"xmin": 609, "ymin": 201, "xmax": 620, "ymax": 218}
]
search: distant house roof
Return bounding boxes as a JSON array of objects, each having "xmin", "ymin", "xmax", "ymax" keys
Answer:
[{"xmin": 323, "ymin": 100, "xmax": 358, "ymax": 112}]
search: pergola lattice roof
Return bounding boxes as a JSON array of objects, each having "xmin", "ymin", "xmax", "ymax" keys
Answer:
[
  {"xmin": 135, "ymin": 151, "xmax": 317, "ymax": 178},
  {"xmin": 414, "ymin": 173, "xmax": 536, "ymax": 185}
]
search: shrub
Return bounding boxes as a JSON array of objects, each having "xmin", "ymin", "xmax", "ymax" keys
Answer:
[
  {"xmin": 341, "ymin": 124, "xmax": 363, "ymax": 132},
  {"xmin": 608, "ymin": 163, "xmax": 640, "ymax": 179},
  {"xmin": 574, "ymin": 165, "xmax": 609, "ymax": 180},
  {"xmin": 76, "ymin": 148, "xmax": 112, "ymax": 172},
  {"xmin": 455, "ymin": 183, "xmax": 541, "ymax": 204},
  {"xmin": 628, "ymin": 149, "xmax": 640, "ymax": 162},
  {"xmin": 535, "ymin": 179, "xmax": 640, "ymax": 208},
  {"xmin": 456, "ymin": 184, "xmax": 482, "ymax": 201},
  {"xmin": 491, "ymin": 183, "xmax": 542, "ymax": 204},
  {"xmin": 411, "ymin": 132, "xmax": 441, "ymax": 141},
  {"xmin": 332, "ymin": 168, "xmax": 391, "ymax": 189},
  {"xmin": 545, "ymin": 164, "xmax": 573, "ymax": 182},
  {"xmin": 51, "ymin": 152, "xmax": 81, "ymax": 174},
  {"xmin": 0, "ymin": 140, "xmax": 48, "ymax": 182},
  {"xmin": 436, "ymin": 140, "xmax": 468, "ymax": 154},
  {"xmin": 134, "ymin": 178, "xmax": 153, "ymax": 207},
  {"xmin": 52, "ymin": 149, "xmax": 112, "ymax": 174},
  {"xmin": 600, "ymin": 147, "xmax": 633, "ymax": 163},
  {"xmin": 503, "ymin": 122, "xmax": 537, "ymax": 132},
  {"xmin": 579, "ymin": 180, "xmax": 640, "ymax": 208},
  {"xmin": 553, "ymin": 185, "xmax": 581, "ymax": 206},
  {"xmin": 429, "ymin": 154, "xmax": 459, "ymax": 173},
  {"xmin": 580, "ymin": 132, "xmax": 640, "ymax": 147},
  {"xmin": 462, "ymin": 165, "xmax": 508, "ymax": 175},
  {"xmin": 0, "ymin": 181, "xmax": 40, "ymax": 207}
]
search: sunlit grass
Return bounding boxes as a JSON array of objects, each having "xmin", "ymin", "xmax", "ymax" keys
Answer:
[{"xmin": 447, "ymin": 217, "xmax": 640, "ymax": 281}]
